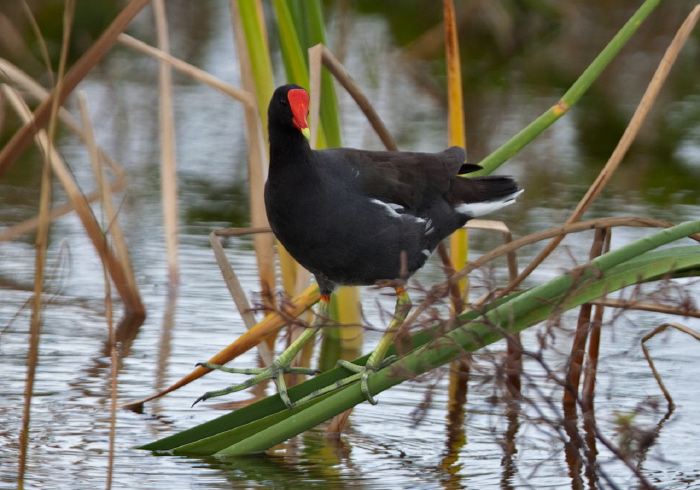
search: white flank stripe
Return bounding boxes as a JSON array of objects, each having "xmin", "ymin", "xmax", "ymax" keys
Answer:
[
  {"xmin": 456, "ymin": 189, "xmax": 523, "ymax": 217},
  {"xmin": 370, "ymin": 198, "xmax": 403, "ymax": 218}
]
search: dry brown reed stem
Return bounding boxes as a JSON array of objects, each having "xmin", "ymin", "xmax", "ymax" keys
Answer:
[
  {"xmin": 564, "ymin": 227, "xmax": 607, "ymax": 410},
  {"xmin": 153, "ymin": 0, "xmax": 180, "ymax": 290},
  {"xmin": 642, "ymin": 322, "xmax": 700, "ymax": 410},
  {"xmin": 581, "ymin": 227, "xmax": 611, "ymax": 411},
  {"xmin": 0, "ymin": 0, "xmax": 152, "ymax": 179},
  {"xmin": 77, "ymin": 91, "xmax": 139, "ymax": 302},
  {"xmin": 19, "ymin": 2, "xmax": 74, "ymax": 477},
  {"xmin": 0, "ymin": 60, "xmax": 128, "ymax": 242},
  {"xmin": 589, "ymin": 298, "xmax": 700, "ymax": 319},
  {"xmin": 2, "ymin": 85, "xmax": 145, "ymax": 316},
  {"xmin": 311, "ymin": 43, "xmax": 398, "ymax": 151},
  {"xmin": 116, "ymin": 35, "xmax": 256, "ymax": 106},
  {"xmin": 80, "ymin": 92, "xmax": 118, "ymax": 488},
  {"xmin": 19, "ymin": 118, "xmax": 51, "ymax": 483},
  {"xmin": 209, "ymin": 227, "xmax": 274, "ymax": 366},
  {"xmin": 119, "ymin": 283, "xmax": 320, "ymax": 411},
  {"xmin": 497, "ymin": 5, "xmax": 700, "ymax": 300},
  {"xmin": 228, "ymin": 1, "xmax": 277, "ymax": 311},
  {"xmin": 402, "ymin": 217, "xmax": 699, "ymax": 334}
]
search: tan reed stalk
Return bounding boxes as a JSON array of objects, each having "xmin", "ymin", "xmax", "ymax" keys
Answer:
[
  {"xmin": 77, "ymin": 92, "xmax": 139, "ymax": 304},
  {"xmin": 18, "ymin": 115, "xmax": 51, "ymax": 484},
  {"xmin": 19, "ymin": 1, "xmax": 74, "ymax": 481},
  {"xmin": 152, "ymin": 0, "xmax": 180, "ymax": 290},
  {"xmin": 229, "ymin": 0, "xmax": 278, "ymax": 313},
  {"xmin": 115, "ymin": 35, "xmax": 256, "ymax": 105},
  {"xmin": 17, "ymin": 107, "xmax": 51, "ymax": 484},
  {"xmin": 209, "ymin": 228, "xmax": 274, "ymax": 366},
  {"xmin": 0, "ymin": 0, "xmax": 152, "ymax": 179},
  {"xmin": 497, "ymin": 5, "xmax": 700, "ymax": 300},
  {"xmin": 308, "ymin": 45, "xmax": 323, "ymax": 149},
  {"xmin": 310, "ymin": 44, "xmax": 398, "ymax": 151}
]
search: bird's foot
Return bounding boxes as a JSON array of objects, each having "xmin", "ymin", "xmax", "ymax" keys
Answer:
[
  {"xmin": 336, "ymin": 356, "xmax": 397, "ymax": 405},
  {"xmin": 192, "ymin": 361, "xmax": 320, "ymax": 408}
]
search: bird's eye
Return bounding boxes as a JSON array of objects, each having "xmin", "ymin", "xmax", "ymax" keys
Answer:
[{"xmin": 279, "ymin": 97, "xmax": 289, "ymax": 107}]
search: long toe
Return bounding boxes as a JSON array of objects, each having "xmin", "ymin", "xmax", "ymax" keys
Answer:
[{"xmin": 193, "ymin": 363, "xmax": 320, "ymax": 408}]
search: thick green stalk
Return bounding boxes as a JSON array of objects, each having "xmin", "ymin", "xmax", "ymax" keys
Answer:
[
  {"xmin": 273, "ymin": 0, "xmax": 308, "ymax": 87},
  {"xmin": 236, "ymin": 0, "xmax": 275, "ymax": 140},
  {"xmin": 473, "ymin": 0, "xmax": 662, "ymax": 176}
]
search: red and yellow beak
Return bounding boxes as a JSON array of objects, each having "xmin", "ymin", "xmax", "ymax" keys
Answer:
[{"xmin": 288, "ymin": 88, "xmax": 310, "ymax": 141}]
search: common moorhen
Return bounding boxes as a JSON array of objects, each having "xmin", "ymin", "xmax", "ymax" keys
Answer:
[{"xmin": 199, "ymin": 84, "xmax": 522, "ymax": 407}]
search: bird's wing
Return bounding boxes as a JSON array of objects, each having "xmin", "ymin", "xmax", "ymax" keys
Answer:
[{"xmin": 315, "ymin": 146, "xmax": 470, "ymax": 211}]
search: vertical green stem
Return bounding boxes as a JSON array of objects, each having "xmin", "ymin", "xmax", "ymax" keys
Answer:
[{"xmin": 474, "ymin": 0, "xmax": 663, "ymax": 176}]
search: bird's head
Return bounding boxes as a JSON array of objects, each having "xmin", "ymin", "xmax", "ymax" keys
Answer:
[{"xmin": 268, "ymin": 84, "xmax": 310, "ymax": 140}]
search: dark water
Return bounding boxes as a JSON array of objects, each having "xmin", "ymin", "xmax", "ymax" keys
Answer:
[{"xmin": 2, "ymin": 1, "xmax": 700, "ymax": 488}]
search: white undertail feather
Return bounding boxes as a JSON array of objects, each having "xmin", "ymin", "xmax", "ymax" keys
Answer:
[{"xmin": 455, "ymin": 189, "xmax": 524, "ymax": 218}]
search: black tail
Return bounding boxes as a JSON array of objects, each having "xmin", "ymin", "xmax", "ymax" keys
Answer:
[{"xmin": 453, "ymin": 174, "xmax": 521, "ymax": 204}]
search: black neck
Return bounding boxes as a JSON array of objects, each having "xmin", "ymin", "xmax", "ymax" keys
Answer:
[{"xmin": 270, "ymin": 128, "xmax": 313, "ymax": 165}]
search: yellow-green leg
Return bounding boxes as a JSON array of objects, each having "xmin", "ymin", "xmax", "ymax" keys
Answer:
[
  {"xmin": 337, "ymin": 286, "xmax": 411, "ymax": 404},
  {"xmin": 193, "ymin": 295, "xmax": 331, "ymax": 408}
]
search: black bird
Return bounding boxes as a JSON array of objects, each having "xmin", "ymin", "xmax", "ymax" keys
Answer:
[{"xmin": 201, "ymin": 84, "xmax": 521, "ymax": 407}]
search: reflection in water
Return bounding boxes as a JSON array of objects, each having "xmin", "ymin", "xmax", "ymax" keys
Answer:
[
  {"xmin": 73, "ymin": 313, "xmax": 146, "ymax": 400},
  {"xmin": 440, "ymin": 360, "xmax": 469, "ymax": 489},
  {"xmin": 500, "ymin": 403, "xmax": 520, "ymax": 490},
  {"xmin": 440, "ymin": 356, "xmax": 471, "ymax": 488},
  {"xmin": 153, "ymin": 292, "xmax": 177, "ymax": 414}
]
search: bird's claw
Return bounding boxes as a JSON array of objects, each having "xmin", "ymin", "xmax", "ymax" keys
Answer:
[
  {"xmin": 193, "ymin": 361, "xmax": 320, "ymax": 408},
  {"xmin": 337, "ymin": 355, "xmax": 397, "ymax": 405}
]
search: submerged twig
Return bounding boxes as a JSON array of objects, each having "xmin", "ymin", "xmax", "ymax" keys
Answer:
[{"xmin": 641, "ymin": 322, "xmax": 700, "ymax": 410}]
